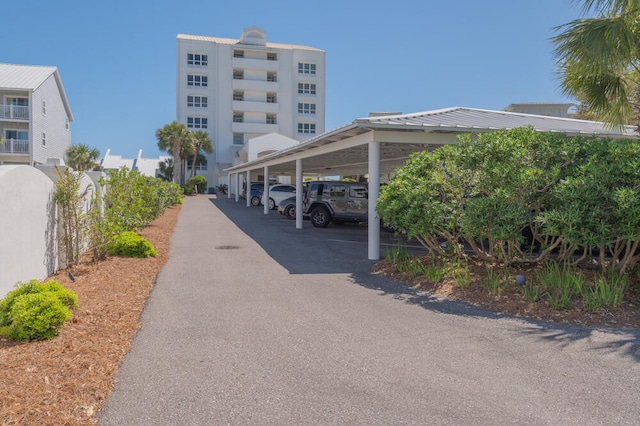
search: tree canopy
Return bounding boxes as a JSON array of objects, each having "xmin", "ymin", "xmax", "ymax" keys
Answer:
[
  {"xmin": 156, "ymin": 122, "xmax": 189, "ymax": 185},
  {"xmin": 553, "ymin": 0, "xmax": 640, "ymax": 128},
  {"xmin": 65, "ymin": 144, "xmax": 100, "ymax": 172}
]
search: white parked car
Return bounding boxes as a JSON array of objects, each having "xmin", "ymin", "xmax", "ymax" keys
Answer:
[{"xmin": 261, "ymin": 184, "xmax": 296, "ymax": 210}]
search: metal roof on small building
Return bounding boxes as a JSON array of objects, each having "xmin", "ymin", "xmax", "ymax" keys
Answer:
[
  {"xmin": 225, "ymin": 106, "xmax": 637, "ymax": 177},
  {"xmin": 356, "ymin": 107, "xmax": 636, "ymax": 136},
  {"xmin": 0, "ymin": 63, "xmax": 73, "ymax": 121}
]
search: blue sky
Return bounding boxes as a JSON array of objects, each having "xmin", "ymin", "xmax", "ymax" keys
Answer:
[{"xmin": 4, "ymin": 0, "xmax": 585, "ymax": 159}]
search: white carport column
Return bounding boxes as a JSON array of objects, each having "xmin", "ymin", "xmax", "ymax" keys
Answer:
[
  {"xmin": 263, "ymin": 166, "xmax": 269, "ymax": 214},
  {"xmin": 246, "ymin": 171, "xmax": 251, "ymax": 207},
  {"xmin": 368, "ymin": 141, "xmax": 381, "ymax": 260},
  {"xmin": 235, "ymin": 173, "xmax": 240, "ymax": 202},
  {"xmin": 227, "ymin": 173, "xmax": 231, "ymax": 199},
  {"xmin": 295, "ymin": 158, "xmax": 303, "ymax": 229}
]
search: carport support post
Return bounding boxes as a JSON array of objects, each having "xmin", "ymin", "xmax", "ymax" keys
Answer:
[
  {"xmin": 227, "ymin": 173, "xmax": 231, "ymax": 199},
  {"xmin": 295, "ymin": 158, "xmax": 303, "ymax": 229},
  {"xmin": 235, "ymin": 173, "xmax": 239, "ymax": 202},
  {"xmin": 263, "ymin": 166, "xmax": 269, "ymax": 214},
  {"xmin": 368, "ymin": 141, "xmax": 381, "ymax": 260},
  {"xmin": 246, "ymin": 171, "xmax": 251, "ymax": 207}
]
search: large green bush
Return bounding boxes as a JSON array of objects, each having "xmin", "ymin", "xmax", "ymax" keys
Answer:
[
  {"xmin": 0, "ymin": 280, "xmax": 78, "ymax": 341},
  {"xmin": 90, "ymin": 167, "xmax": 182, "ymax": 260},
  {"xmin": 187, "ymin": 175, "xmax": 207, "ymax": 194},
  {"xmin": 378, "ymin": 126, "xmax": 640, "ymax": 271}
]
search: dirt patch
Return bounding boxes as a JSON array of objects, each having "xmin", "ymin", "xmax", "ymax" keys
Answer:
[
  {"xmin": 0, "ymin": 204, "xmax": 180, "ymax": 425},
  {"xmin": 372, "ymin": 256, "xmax": 640, "ymax": 329}
]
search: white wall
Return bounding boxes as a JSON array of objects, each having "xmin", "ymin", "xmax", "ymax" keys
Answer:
[
  {"xmin": 0, "ymin": 165, "xmax": 97, "ymax": 299},
  {"xmin": 0, "ymin": 166, "xmax": 55, "ymax": 297}
]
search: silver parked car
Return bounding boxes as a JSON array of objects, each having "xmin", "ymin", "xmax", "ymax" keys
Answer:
[{"xmin": 261, "ymin": 184, "xmax": 296, "ymax": 210}]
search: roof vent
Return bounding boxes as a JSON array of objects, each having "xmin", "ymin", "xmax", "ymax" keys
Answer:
[{"xmin": 368, "ymin": 112, "xmax": 402, "ymax": 117}]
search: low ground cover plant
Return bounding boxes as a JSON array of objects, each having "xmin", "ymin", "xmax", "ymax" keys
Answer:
[
  {"xmin": 0, "ymin": 280, "xmax": 78, "ymax": 341},
  {"xmin": 108, "ymin": 231, "xmax": 157, "ymax": 258}
]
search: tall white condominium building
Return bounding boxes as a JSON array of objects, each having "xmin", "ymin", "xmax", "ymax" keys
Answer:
[{"xmin": 176, "ymin": 26, "xmax": 326, "ymax": 186}]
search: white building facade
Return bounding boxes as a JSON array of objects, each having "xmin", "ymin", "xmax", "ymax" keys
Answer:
[
  {"xmin": 0, "ymin": 63, "xmax": 73, "ymax": 166},
  {"xmin": 176, "ymin": 26, "xmax": 325, "ymax": 187}
]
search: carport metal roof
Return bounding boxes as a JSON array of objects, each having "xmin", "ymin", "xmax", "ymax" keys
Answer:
[
  {"xmin": 224, "ymin": 106, "xmax": 637, "ymax": 261},
  {"xmin": 225, "ymin": 106, "xmax": 637, "ymax": 177}
]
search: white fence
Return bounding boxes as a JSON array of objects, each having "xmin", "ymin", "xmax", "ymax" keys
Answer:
[{"xmin": 0, "ymin": 165, "xmax": 103, "ymax": 299}]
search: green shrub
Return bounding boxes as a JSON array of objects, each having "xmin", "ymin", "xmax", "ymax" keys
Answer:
[
  {"xmin": 7, "ymin": 293, "xmax": 73, "ymax": 341},
  {"xmin": 0, "ymin": 280, "xmax": 78, "ymax": 341},
  {"xmin": 187, "ymin": 175, "xmax": 207, "ymax": 194},
  {"xmin": 181, "ymin": 184, "xmax": 195, "ymax": 196},
  {"xmin": 108, "ymin": 231, "xmax": 157, "ymax": 258}
]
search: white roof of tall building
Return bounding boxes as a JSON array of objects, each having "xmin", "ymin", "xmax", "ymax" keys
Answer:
[
  {"xmin": 0, "ymin": 63, "xmax": 73, "ymax": 120},
  {"xmin": 177, "ymin": 33, "xmax": 324, "ymax": 52}
]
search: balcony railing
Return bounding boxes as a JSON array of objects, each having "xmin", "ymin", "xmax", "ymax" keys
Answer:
[
  {"xmin": 0, "ymin": 104, "xmax": 29, "ymax": 120},
  {"xmin": 0, "ymin": 139, "xmax": 29, "ymax": 154}
]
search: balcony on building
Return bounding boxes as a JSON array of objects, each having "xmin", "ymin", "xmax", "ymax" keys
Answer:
[
  {"xmin": 0, "ymin": 104, "xmax": 29, "ymax": 121},
  {"xmin": 232, "ymin": 100, "xmax": 279, "ymax": 114},
  {"xmin": 0, "ymin": 138, "xmax": 29, "ymax": 154},
  {"xmin": 232, "ymin": 121, "xmax": 279, "ymax": 134},
  {"xmin": 232, "ymin": 78, "xmax": 279, "ymax": 92}
]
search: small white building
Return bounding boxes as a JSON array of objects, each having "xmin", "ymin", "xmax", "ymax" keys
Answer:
[
  {"xmin": 176, "ymin": 26, "xmax": 326, "ymax": 188},
  {"xmin": 0, "ymin": 63, "xmax": 73, "ymax": 166},
  {"xmin": 100, "ymin": 149, "xmax": 172, "ymax": 178}
]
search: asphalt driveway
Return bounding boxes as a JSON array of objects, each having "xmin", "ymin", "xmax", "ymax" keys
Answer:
[{"xmin": 99, "ymin": 195, "xmax": 640, "ymax": 425}]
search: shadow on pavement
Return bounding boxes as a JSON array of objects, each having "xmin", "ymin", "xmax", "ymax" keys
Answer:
[{"xmin": 210, "ymin": 196, "xmax": 640, "ymax": 360}]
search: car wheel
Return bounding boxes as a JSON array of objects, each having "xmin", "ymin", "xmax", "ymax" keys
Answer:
[
  {"xmin": 251, "ymin": 196, "xmax": 261, "ymax": 206},
  {"xmin": 285, "ymin": 204, "xmax": 296, "ymax": 220},
  {"xmin": 310, "ymin": 206, "xmax": 331, "ymax": 228},
  {"xmin": 268, "ymin": 198, "xmax": 276, "ymax": 210}
]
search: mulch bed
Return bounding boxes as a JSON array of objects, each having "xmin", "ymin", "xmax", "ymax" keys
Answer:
[
  {"xmin": 0, "ymin": 204, "xmax": 180, "ymax": 425},
  {"xmin": 372, "ymin": 256, "xmax": 640, "ymax": 329}
]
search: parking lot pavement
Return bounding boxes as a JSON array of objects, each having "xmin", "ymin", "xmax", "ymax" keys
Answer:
[
  {"xmin": 99, "ymin": 195, "xmax": 640, "ymax": 426},
  {"xmin": 209, "ymin": 196, "xmax": 428, "ymax": 275}
]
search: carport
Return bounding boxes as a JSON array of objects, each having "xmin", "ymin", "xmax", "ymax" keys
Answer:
[{"xmin": 224, "ymin": 106, "xmax": 636, "ymax": 260}]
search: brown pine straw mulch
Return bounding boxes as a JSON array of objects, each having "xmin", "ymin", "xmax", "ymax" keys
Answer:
[{"xmin": 0, "ymin": 204, "xmax": 181, "ymax": 426}]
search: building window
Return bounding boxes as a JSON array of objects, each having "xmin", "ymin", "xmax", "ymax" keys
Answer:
[
  {"xmin": 267, "ymin": 52, "xmax": 277, "ymax": 61},
  {"xmin": 65, "ymin": 118, "xmax": 69, "ymax": 130},
  {"xmin": 42, "ymin": 132, "xmax": 46, "ymax": 146},
  {"xmin": 187, "ymin": 53, "xmax": 208, "ymax": 66},
  {"xmin": 267, "ymin": 72, "xmax": 277, "ymax": 82},
  {"xmin": 187, "ymin": 74, "xmax": 208, "ymax": 87},
  {"xmin": 233, "ymin": 50, "xmax": 244, "ymax": 58},
  {"xmin": 266, "ymin": 114, "xmax": 277, "ymax": 124},
  {"xmin": 233, "ymin": 133, "xmax": 244, "ymax": 145},
  {"xmin": 187, "ymin": 95, "xmax": 208, "ymax": 108},
  {"xmin": 298, "ymin": 83, "xmax": 316, "ymax": 95},
  {"xmin": 266, "ymin": 92, "xmax": 277, "ymax": 103},
  {"xmin": 187, "ymin": 117, "xmax": 208, "ymax": 129},
  {"xmin": 298, "ymin": 62, "xmax": 316, "ymax": 75},
  {"xmin": 233, "ymin": 112, "xmax": 244, "ymax": 123},
  {"xmin": 298, "ymin": 103, "xmax": 316, "ymax": 115},
  {"xmin": 298, "ymin": 123, "xmax": 316, "ymax": 134},
  {"xmin": 42, "ymin": 101, "xmax": 46, "ymax": 116},
  {"xmin": 233, "ymin": 69, "xmax": 244, "ymax": 80},
  {"xmin": 233, "ymin": 91, "xmax": 244, "ymax": 101}
]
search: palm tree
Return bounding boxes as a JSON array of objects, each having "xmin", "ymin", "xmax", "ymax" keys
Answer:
[
  {"xmin": 65, "ymin": 143, "xmax": 100, "ymax": 172},
  {"xmin": 156, "ymin": 122, "xmax": 189, "ymax": 184},
  {"xmin": 552, "ymin": 0, "xmax": 640, "ymax": 128},
  {"xmin": 188, "ymin": 130, "xmax": 213, "ymax": 179}
]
